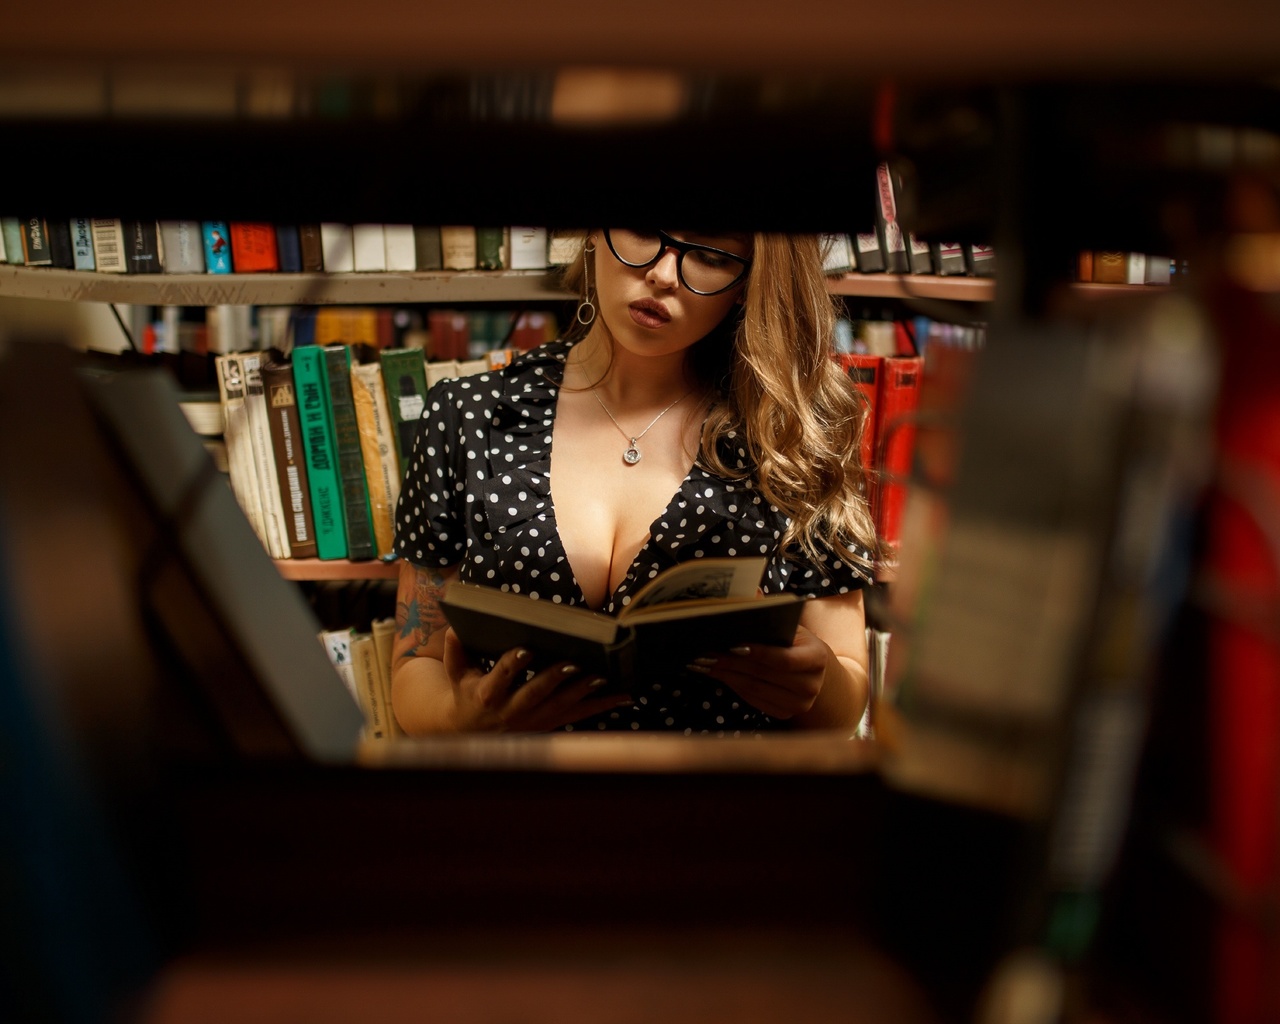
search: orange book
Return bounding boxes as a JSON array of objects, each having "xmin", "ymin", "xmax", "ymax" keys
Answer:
[{"xmin": 228, "ymin": 222, "xmax": 279, "ymax": 272}]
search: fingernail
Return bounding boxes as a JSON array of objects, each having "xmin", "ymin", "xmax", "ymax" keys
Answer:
[
  {"xmin": 692, "ymin": 657, "xmax": 717, "ymax": 667},
  {"xmin": 730, "ymin": 646, "xmax": 751, "ymax": 656},
  {"xmin": 514, "ymin": 648, "xmax": 532, "ymax": 662},
  {"xmin": 685, "ymin": 663, "xmax": 711, "ymax": 674},
  {"xmin": 588, "ymin": 677, "xmax": 609, "ymax": 688},
  {"xmin": 560, "ymin": 663, "xmax": 580, "ymax": 675}
]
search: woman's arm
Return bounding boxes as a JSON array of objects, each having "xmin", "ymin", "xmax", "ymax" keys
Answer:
[
  {"xmin": 389, "ymin": 561, "xmax": 462, "ymax": 733},
  {"xmin": 687, "ymin": 589, "xmax": 869, "ymax": 731}
]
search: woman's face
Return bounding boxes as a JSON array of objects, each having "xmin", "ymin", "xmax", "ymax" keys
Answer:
[{"xmin": 590, "ymin": 229, "xmax": 752, "ymax": 362}]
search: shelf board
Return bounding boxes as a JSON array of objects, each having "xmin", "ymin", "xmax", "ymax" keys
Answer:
[
  {"xmin": 0, "ymin": 265, "xmax": 574, "ymax": 306},
  {"xmin": 275, "ymin": 558, "xmax": 401, "ymax": 581},
  {"xmin": 826, "ymin": 273, "xmax": 995, "ymax": 302}
]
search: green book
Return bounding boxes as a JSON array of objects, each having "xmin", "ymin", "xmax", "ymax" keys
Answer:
[
  {"xmin": 476, "ymin": 226, "xmax": 505, "ymax": 270},
  {"xmin": 292, "ymin": 345, "xmax": 348, "ymax": 560},
  {"xmin": 1, "ymin": 218, "xmax": 26, "ymax": 264},
  {"xmin": 321, "ymin": 343, "xmax": 376, "ymax": 561},
  {"xmin": 378, "ymin": 347, "xmax": 429, "ymax": 481}
]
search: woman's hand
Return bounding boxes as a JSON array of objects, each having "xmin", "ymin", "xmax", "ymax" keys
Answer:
[
  {"xmin": 687, "ymin": 625, "xmax": 833, "ymax": 720},
  {"xmin": 442, "ymin": 629, "xmax": 633, "ymax": 732}
]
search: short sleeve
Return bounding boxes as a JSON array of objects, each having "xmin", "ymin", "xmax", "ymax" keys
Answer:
[
  {"xmin": 393, "ymin": 380, "xmax": 467, "ymax": 567},
  {"xmin": 781, "ymin": 539, "xmax": 876, "ymax": 598}
]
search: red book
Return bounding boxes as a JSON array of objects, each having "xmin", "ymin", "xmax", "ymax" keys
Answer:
[
  {"xmin": 833, "ymin": 353, "xmax": 881, "ymax": 518},
  {"xmin": 228, "ymin": 222, "xmax": 279, "ymax": 272},
  {"xmin": 873, "ymin": 355, "xmax": 923, "ymax": 553}
]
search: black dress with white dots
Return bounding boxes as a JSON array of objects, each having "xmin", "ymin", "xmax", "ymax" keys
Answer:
[{"xmin": 393, "ymin": 338, "xmax": 873, "ymax": 735}]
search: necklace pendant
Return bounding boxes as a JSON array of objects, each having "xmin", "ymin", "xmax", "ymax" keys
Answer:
[{"xmin": 623, "ymin": 443, "xmax": 642, "ymax": 465}]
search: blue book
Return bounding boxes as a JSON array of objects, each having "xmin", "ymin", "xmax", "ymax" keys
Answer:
[
  {"xmin": 275, "ymin": 224, "xmax": 303, "ymax": 272},
  {"xmin": 70, "ymin": 219, "xmax": 96, "ymax": 270},
  {"xmin": 202, "ymin": 220, "xmax": 233, "ymax": 274}
]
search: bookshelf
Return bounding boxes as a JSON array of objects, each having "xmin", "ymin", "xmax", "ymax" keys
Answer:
[{"xmin": 275, "ymin": 557, "xmax": 400, "ymax": 581}]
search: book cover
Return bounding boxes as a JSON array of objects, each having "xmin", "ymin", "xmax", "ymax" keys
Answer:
[
  {"xmin": 159, "ymin": 221, "xmax": 205, "ymax": 273},
  {"xmin": 238, "ymin": 352, "xmax": 291, "ymax": 558},
  {"xmin": 350, "ymin": 361, "xmax": 400, "ymax": 558},
  {"xmin": 202, "ymin": 221, "xmax": 233, "ymax": 274},
  {"xmin": 378, "ymin": 346, "xmax": 429, "ymax": 480},
  {"xmin": 350, "ymin": 631, "xmax": 393, "ymax": 741},
  {"xmin": 1, "ymin": 218, "xmax": 24, "ymax": 264},
  {"xmin": 476, "ymin": 226, "xmax": 506, "ymax": 270},
  {"xmin": 320, "ymin": 223, "xmax": 355, "ymax": 272},
  {"xmin": 298, "ymin": 223, "xmax": 324, "ymax": 272},
  {"xmin": 318, "ymin": 626, "xmax": 358, "ymax": 702},
  {"xmin": 873, "ymin": 162, "xmax": 910, "ymax": 274},
  {"xmin": 321, "ymin": 344, "xmax": 376, "ymax": 561},
  {"xmin": 89, "ymin": 219, "xmax": 128, "ymax": 273},
  {"xmin": 1077, "ymin": 250, "xmax": 1095, "ymax": 282},
  {"xmin": 440, "ymin": 226, "xmax": 477, "ymax": 270},
  {"xmin": 907, "ymin": 234, "xmax": 934, "ymax": 275},
  {"xmin": 508, "ymin": 227, "xmax": 548, "ymax": 270},
  {"xmin": 963, "ymin": 244, "xmax": 996, "ymax": 278},
  {"xmin": 275, "ymin": 224, "xmax": 303, "ymax": 273},
  {"xmin": 413, "ymin": 225, "xmax": 443, "ymax": 270},
  {"xmin": 383, "ymin": 224, "xmax": 417, "ymax": 272},
  {"xmin": 215, "ymin": 353, "xmax": 269, "ymax": 551},
  {"xmin": 262, "ymin": 356, "xmax": 318, "ymax": 559},
  {"xmin": 370, "ymin": 616, "xmax": 401, "ymax": 738},
  {"xmin": 352, "ymin": 223, "xmax": 387, "ymax": 272},
  {"xmin": 834, "ymin": 352, "xmax": 882, "ymax": 513},
  {"xmin": 228, "ymin": 222, "xmax": 278, "ymax": 273},
  {"xmin": 45, "ymin": 220, "xmax": 75, "ymax": 268},
  {"xmin": 874, "ymin": 354, "xmax": 924, "ymax": 554},
  {"xmin": 853, "ymin": 232, "xmax": 885, "ymax": 274},
  {"xmin": 122, "ymin": 220, "xmax": 162, "ymax": 274},
  {"xmin": 1124, "ymin": 252, "xmax": 1146, "ymax": 284},
  {"xmin": 930, "ymin": 242, "xmax": 967, "ymax": 276},
  {"xmin": 21, "ymin": 217, "xmax": 53, "ymax": 266},
  {"xmin": 820, "ymin": 233, "xmax": 853, "ymax": 274},
  {"xmin": 70, "ymin": 220, "xmax": 97, "ymax": 270},
  {"xmin": 292, "ymin": 345, "xmax": 348, "ymax": 559},
  {"xmin": 441, "ymin": 557, "xmax": 803, "ymax": 684},
  {"xmin": 547, "ymin": 231, "xmax": 580, "ymax": 266}
]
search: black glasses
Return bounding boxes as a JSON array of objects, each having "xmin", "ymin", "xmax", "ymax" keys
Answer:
[{"xmin": 604, "ymin": 229, "xmax": 752, "ymax": 296}]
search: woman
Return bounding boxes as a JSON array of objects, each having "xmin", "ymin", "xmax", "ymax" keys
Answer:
[{"xmin": 390, "ymin": 229, "xmax": 879, "ymax": 735}]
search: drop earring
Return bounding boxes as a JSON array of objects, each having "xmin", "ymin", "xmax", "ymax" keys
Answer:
[{"xmin": 576, "ymin": 239, "xmax": 597, "ymax": 326}]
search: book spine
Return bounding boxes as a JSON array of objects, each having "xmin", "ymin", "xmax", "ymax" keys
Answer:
[
  {"xmin": 21, "ymin": 217, "xmax": 53, "ymax": 266},
  {"xmin": 350, "ymin": 632, "xmax": 392, "ymax": 741},
  {"xmin": 1, "ymin": 218, "xmax": 25, "ymax": 264},
  {"xmin": 228, "ymin": 222, "xmax": 279, "ymax": 273},
  {"xmin": 875, "ymin": 355, "xmax": 924, "ymax": 553},
  {"xmin": 350, "ymin": 362, "xmax": 400, "ymax": 558},
  {"xmin": 298, "ymin": 224, "xmax": 324, "ymax": 272},
  {"xmin": 440, "ymin": 226, "xmax": 477, "ymax": 270},
  {"xmin": 383, "ymin": 223, "xmax": 417, "ymax": 272},
  {"xmin": 215, "ymin": 353, "xmax": 269, "ymax": 550},
  {"xmin": 507, "ymin": 226, "xmax": 548, "ymax": 270},
  {"xmin": 907, "ymin": 233, "xmax": 934, "ymax": 275},
  {"xmin": 873, "ymin": 163, "xmax": 909, "ymax": 274},
  {"xmin": 413, "ymin": 225, "xmax": 442, "ymax": 270},
  {"xmin": 320, "ymin": 223, "xmax": 355, "ymax": 272},
  {"xmin": 319, "ymin": 628, "xmax": 358, "ymax": 702},
  {"xmin": 370, "ymin": 617, "xmax": 402, "ymax": 738},
  {"xmin": 379, "ymin": 347, "xmax": 429, "ymax": 480},
  {"xmin": 275, "ymin": 224, "xmax": 303, "ymax": 273},
  {"xmin": 853, "ymin": 231, "xmax": 885, "ymax": 274},
  {"xmin": 123, "ymin": 220, "xmax": 163, "ymax": 274},
  {"xmin": 820, "ymin": 233, "xmax": 853, "ymax": 274},
  {"xmin": 239, "ymin": 352, "xmax": 290, "ymax": 558},
  {"xmin": 834, "ymin": 353, "xmax": 882, "ymax": 514},
  {"xmin": 262, "ymin": 359, "xmax": 318, "ymax": 559},
  {"xmin": 292, "ymin": 346, "xmax": 348, "ymax": 559},
  {"xmin": 159, "ymin": 221, "xmax": 205, "ymax": 273},
  {"xmin": 931, "ymin": 242, "xmax": 967, "ymax": 276},
  {"xmin": 46, "ymin": 220, "xmax": 76, "ymax": 269},
  {"xmin": 352, "ymin": 223, "xmax": 387, "ymax": 272},
  {"xmin": 202, "ymin": 221, "xmax": 233, "ymax": 274},
  {"xmin": 89, "ymin": 219, "xmax": 127, "ymax": 273},
  {"xmin": 322, "ymin": 344, "xmax": 376, "ymax": 560},
  {"xmin": 963, "ymin": 244, "xmax": 996, "ymax": 278},
  {"xmin": 476, "ymin": 226, "xmax": 505, "ymax": 269}
]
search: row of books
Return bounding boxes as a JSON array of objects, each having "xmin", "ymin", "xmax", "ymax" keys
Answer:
[
  {"xmin": 319, "ymin": 618, "xmax": 403, "ymax": 743},
  {"xmin": 1077, "ymin": 250, "xmax": 1178, "ymax": 285},
  {"xmin": 0, "ymin": 219, "xmax": 575, "ymax": 275},
  {"xmin": 200, "ymin": 339, "xmax": 516, "ymax": 565}
]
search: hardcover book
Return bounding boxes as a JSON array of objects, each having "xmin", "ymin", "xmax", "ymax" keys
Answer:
[
  {"xmin": 834, "ymin": 352, "xmax": 882, "ymax": 512},
  {"xmin": 298, "ymin": 224, "xmax": 325, "ymax": 272},
  {"xmin": 159, "ymin": 221, "xmax": 205, "ymax": 273},
  {"xmin": 123, "ymin": 220, "xmax": 162, "ymax": 274},
  {"xmin": 874, "ymin": 354, "xmax": 925, "ymax": 554},
  {"xmin": 378, "ymin": 346, "xmax": 429, "ymax": 480},
  {"xmin": 349, "ymin": 361, "xmax": 400, "ymax": 558},
  {"xmin": 352, "ymin": 223, "xmax": 387, "ymax": 272},
  {"xmin": 46, "ymin": 220, "xmax": 75, "ymax": 269},
  {"xmin": 440, "ymin": 557, "xmax": 804, "ymax": 684},
  {"xmin": 319, "ymin": 223, "xmax": 355, "ymax": 273},
  {"xmin": 907, "ymin": 234, "xmax": 934, "ymax": 275},
  {"xmin": 930, "ymin": 242, "xmax": 967, "ymax": 276},
  {"xmin": 262, "ymin": 356, "xmax": 318, "ymax": 559},
  {"xmin": 350, "ymin": 631, "xmax": 393, "ymax": 741},
  {"xmin": 476, "ymin": 226, "xmax": 506, "ymax": 269},
  {"xmin": 321, "ymin": 343, "xmax": 376, "ymax": 561},
  {"xmin": 228, "ymin": 222, "xmax": 279, "ymax": 273},
  {"xmin": 202, "ymin": 221, "xmax": 233, "ymax": 274},
  {"xmin": 292, "ymin": 345, "xmax": 348, "ymax": 560},
  {"xmin": 275, "ymin": 224, "xmax": 303, "ymax": 273},
  {"xmin": 1, "ymin": 218, "xmax": 24, "ymax": 264},
  {"xmin": 440, "ymin": 226, "xmax": 478, "ymax": 270},
  {"xmin": 215, "ymin": 353, "xmax": 268, "ymax": 551},
  {"xmin": 370, "ymin": 616, "xmax": 401, "ymax": 738},
  {"xmin": 90, "ymin": 219, "xmax": 128, "ymax": 273},
  {"xmin": 853, "ymin": 232, "xmax": 885, "ymax": 274},
  {"xmin": 21, "ymin": 217, "xmax": 53, "ymax": 266},
  {"xmin": 963, "ymin": 244, "xmax": 996, "ymax": 278},
  {"xmin": 873, "ymin": 163, "xmax": 909, "ymax": 274},
  {"xmin": 820, "ymin": 233, "xmax": 853, "ymax": 274},
  {"xmin": 382, "ymin": 224, "xmax": 417, "ymax": 272},
  {"xmin": 413, "ymin": 225, "xmax": 443, "ymax": 270},
  {"xmin": 508, "ymin": 227, "xmax": 548, "ymax": 270},
  {"xmin": 238, "ymin": 352, "xmax": 291, "ymax": 558}
]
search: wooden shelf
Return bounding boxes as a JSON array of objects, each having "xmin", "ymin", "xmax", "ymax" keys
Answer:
[
  {"xmin": 826, "ymin": 273, "xmax": 995, "ymax": 302},
  {"xmin": 0, "ymin": 265, "xmax": 573, "ymax": 306},
  {"xmin": 274, "ymin": 558, "xmax": 400, "ymax": 581}
]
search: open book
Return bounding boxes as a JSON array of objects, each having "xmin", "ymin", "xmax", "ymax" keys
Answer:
[{"xmin": 440, "ymin": 557, "xmax": 804, "ymax": 684}]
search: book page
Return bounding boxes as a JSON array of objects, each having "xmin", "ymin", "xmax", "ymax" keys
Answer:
[{"xmin": 623, "ymin": 557, "xmax": 766, "ymax": 614}]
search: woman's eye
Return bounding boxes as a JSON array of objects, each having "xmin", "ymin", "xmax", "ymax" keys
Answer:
[{"xmin": 689, "ymin": 250, "xmax": 730, "ymax": 269}]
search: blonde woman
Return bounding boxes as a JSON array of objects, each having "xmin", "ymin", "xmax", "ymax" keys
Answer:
[{"xmin": 391, "ymin": 230, "xmax": 879, "ymax": 735}]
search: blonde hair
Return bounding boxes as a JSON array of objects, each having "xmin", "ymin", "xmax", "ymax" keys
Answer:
[{"xmin": 559, "ymin": 231, "xmax": 880, "ymax": 572}]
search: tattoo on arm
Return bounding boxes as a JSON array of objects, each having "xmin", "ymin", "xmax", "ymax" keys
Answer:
[{"xmin": 395, "ymin": 567, "xmax": 450, "ymax": 659}]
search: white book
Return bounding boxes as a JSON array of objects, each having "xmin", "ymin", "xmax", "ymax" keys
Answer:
[
  {"xmin": 547, "ymin": 231, "xmax": 581, "ymax": 266},
  {"xmin": 820, "ymin": 233, "xmax": 853, "ymax": 273},
  {"xmin": 383, "ymin": 224, "xmax": 417, "ymax": 271},
  {"xmin": 239, "ymin": 351, "xmax": 290, "ymax": 558},
  {"xmin": 215, "ymin": 354, "xmax": 268, "ymax": 551},
  {"xmin": 320, "ymin": 223, "xmax": 355, "ymax": 272},
  {"xmin": 1125, "ymin": 253, "xmax": 1147, "ymax": 285},
  {"xmin": 1144, "ymin": 255, "xmax": 1172, "ymax": 286},
  {"xmin": 352, "ymin": 223, "xmax": 387, "ymax": 272},
  {"xmin": 318, "ymin": 627, "xmax": 358, "ymax": 702},
  {"xmin": 159, "ymin": 220, "xmax": 206, "ymax": 273},
  {"xmin": 440, "ymin": 226, "xmax": 477, "ymax": 270},
  {"xmin": 508, "ymin": 226, "xmax": 549, "ymax": 270},
  {"xmin": 206, "ymin": 305, "xmax": 252, "ymax": 355},
  {"xmin": 457, "ymin": 357, "xmax": 489, "ymax": 377},
  {"xmin": 0, "ymin": 225, "xmax": 6, "ymax": 263},
  {"xmin": 425, "ymin": 360, "xmax": 460, "ymax": 386},
  {"xmin": 90, "ymin": 218, "xmax": 127, "ymax": 273}
]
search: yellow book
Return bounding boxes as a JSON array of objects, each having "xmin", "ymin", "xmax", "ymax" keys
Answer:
[
  {"xmin": 370, "ymin": 616, "xmax": 402, "ymax": 739},
  {"xmin": 350, "ymin": 631, "xmax": 392, "ymax": 742},
  {"xmin": 350, "ymin": 362, "xmax": 399, "ymax": 558}
]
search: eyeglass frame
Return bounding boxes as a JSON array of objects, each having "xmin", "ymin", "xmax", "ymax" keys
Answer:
[{"xmin": 603, "ymin": 228, "xmax": 753, "ymax": 296}]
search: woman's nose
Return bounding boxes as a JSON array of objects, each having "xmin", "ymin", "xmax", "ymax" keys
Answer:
[{"xmin": 646, "ymin": 247, "xmax": 681, "ymax": 289}]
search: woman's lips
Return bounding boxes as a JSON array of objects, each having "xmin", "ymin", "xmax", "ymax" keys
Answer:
[{"xmin": 629, "ymin": 299, "xmax": 671, "ymax": 329}]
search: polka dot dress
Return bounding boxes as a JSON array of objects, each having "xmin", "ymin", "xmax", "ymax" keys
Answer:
[{"xmin": 393, "ymin": 338, "xmax": 873, "ymax": 734}]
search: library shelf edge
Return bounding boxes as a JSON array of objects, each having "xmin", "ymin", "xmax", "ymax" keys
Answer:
[{"xmin": 275, "ymin": 558, "xmax": 401, "ymax": 581}]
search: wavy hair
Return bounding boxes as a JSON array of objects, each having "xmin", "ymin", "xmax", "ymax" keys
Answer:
[{"xmin": 559, "ymin": 231, "xmax": 881, "ymax": 572}]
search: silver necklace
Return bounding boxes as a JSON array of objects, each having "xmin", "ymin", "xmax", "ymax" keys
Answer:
[{"xmin": 592, "ymin": 387, "xmax": 691, "ymax": 465}]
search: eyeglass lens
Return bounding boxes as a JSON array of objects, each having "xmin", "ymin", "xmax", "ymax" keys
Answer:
[{"xmin": 608, "ymin": 229, "xmax": 748, "ymax": 294}]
